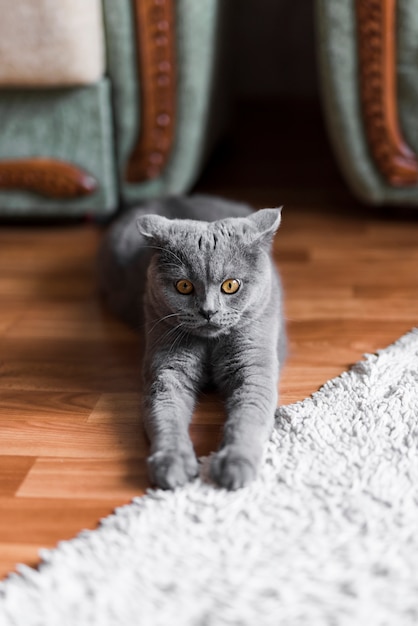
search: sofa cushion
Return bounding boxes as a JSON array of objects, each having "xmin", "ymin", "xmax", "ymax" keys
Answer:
[{"xmin": 0, "ymin": 0, "xmax": 105, "ymax": 87}]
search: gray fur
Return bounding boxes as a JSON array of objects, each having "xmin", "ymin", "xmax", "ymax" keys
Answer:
[{"xmin": 98, "ymin": 195, "xmax": 286, "ymax": 490}]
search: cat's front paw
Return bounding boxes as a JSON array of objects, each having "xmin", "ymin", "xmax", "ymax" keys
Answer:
[
  {"xmin": 148, "ymin": 448, "xmax": 198, "ymax": 490},
  {"xmin": 210, "ymin": 446, "xmax": 259, "ymax": 491}
]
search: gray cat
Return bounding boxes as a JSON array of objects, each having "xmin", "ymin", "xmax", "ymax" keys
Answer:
[{"xmin": 98, "ymin": 195, "xmax": 286, "ymax": 490}]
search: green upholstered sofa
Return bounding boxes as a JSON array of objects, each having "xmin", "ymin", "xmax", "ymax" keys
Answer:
[
  {"xmin": 0, "ymin": 0, "xmax": 226, "ymax": 217},
  {"xmin": 316, "ymin": 0, "xmax": 418, "ymax": 206}
]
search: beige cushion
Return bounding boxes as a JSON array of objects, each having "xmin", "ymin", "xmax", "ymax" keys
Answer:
[{"xmin": 0, "ymin": 0, "xmax": 105, "ymax": 87}]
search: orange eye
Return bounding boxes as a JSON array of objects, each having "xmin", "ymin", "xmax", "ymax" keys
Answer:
[
  {"xmin": 221, "ymin": 279, "xmax": 241, "ymax": 294},
  {"xmin": 176, "ymin": 279, "xmax": 194, "ymax": 295}
]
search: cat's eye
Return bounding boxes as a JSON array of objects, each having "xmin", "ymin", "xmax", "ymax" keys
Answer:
[
  {"xmin": 221, "ymin": 279, "xmax": 241, "ymax": 294},
  {"xmin": 176, "ymin": 279, "xmax": 194, "ymax": 295}
]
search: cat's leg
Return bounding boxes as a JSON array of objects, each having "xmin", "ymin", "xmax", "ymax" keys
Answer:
[
  {"xmin": 210, "ymin": 371, "xmax": 278, "ymax": 490},
  {"xmin": 142, "ymin": 343, "xmax": 204, "ymax": 489},
  {"xmin": 210, "ymin": 341, "xmax": 279, "ymax": 490}
]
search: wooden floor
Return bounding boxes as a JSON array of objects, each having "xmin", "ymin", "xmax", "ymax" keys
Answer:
[{"xmin": 0, "ymin": 101, "xmax": 417, "ymax": 579}]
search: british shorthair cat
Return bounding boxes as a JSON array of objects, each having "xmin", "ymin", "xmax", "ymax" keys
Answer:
[{"xmin": 98, "ymin": 195, "xmax": 286, "ymax": 490}]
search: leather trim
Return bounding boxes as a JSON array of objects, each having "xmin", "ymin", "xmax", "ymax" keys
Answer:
[
  {"xmin": 356, "ymin": 0, "xmax": 418, "ymax": 186},
  {"xmin": 126, "ymin": 0, "xmax": 176, "ymax": 183},
  {"xmin": 0, "ymin": 158, "xmax": 98, "ymax": 199}
]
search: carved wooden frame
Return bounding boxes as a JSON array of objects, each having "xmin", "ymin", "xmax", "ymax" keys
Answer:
[
  {"xmin": 356, "ymin": 0, "xmax": 418, "ymax": 186},
  {"xmin": 125, "ymin": 0, "xmax": 176, "ymax": 183}
]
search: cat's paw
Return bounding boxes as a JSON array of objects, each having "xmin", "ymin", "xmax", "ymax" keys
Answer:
[
  {"xmin": 210, "ymin": 446, "xmax": 259, "ymax": 491},
  {"xmin": 147, "ymin": 448, "xmax": 198, "ymax": 490}
]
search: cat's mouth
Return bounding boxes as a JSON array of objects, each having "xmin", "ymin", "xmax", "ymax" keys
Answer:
[
  {"xmin": 198, "ymin": 328, "xmax": 223, "ymax": 339},
  {"xmin": 200, "ymin": 322, "xmax": 220, "ymax": 332},
  {"xmin": 181, "ymin": 315, "xmax": 238, "ymax": 338},
  {"xmin": 191, "ymin": 320, "xmax": 231, "ymax": 338}
]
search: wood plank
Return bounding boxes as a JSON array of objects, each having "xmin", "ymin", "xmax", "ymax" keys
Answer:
[
  {"xmin": 0, "ymin": 497, "xmax": 129, "ymax": 544},
  {"xmin": 0, "ymin": 337, "xmax": 140, "ymax": 362},
  {"xmin": 0, "ymin": 357, "xmax": 140, "ymax": 393},
  {"xmin": 0, "ymin": 544, "xmax": 41, "ymax": 579},
  {"xmin": 3, "ymin": 304, "xmax": 139, "ymax": 340},
  {"xmin": 87, "ymin": 393, "xmax": 142, "ymax": 423},
  {"xmin": 0, "ymin": 391, "xmax": 100, "ymax": 419},
  {"xmin": 17, "ymin": 458, "xmax": 148, "ymax": 499},
  {"xmin": 0, "ymin": 418, "xmax": 146, "ymax": 459},
  {"xmin": 0, "ymin": 456, "xmax": 36, "ymax": 495}
]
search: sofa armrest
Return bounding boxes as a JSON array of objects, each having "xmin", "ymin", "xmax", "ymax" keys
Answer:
[{"xmin": 316, "ymin": 0, "xmax": 418, "ymax": 206}]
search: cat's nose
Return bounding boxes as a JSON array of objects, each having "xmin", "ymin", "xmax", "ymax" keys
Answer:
[{"xmin": 199, "ymin": 308, "xmax": 218, "ymax": 322}]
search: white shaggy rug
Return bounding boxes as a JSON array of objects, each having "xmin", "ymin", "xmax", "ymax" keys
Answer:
[{"xmin": 1, "ymin": 329, "xmax": 418, "ymax": 626}]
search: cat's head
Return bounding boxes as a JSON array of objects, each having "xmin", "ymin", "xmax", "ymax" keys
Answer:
[{"xmin": 137, "ymin": 208, "xmax": 281, "ymax": 339}]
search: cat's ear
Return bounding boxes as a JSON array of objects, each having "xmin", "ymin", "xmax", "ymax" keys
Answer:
[
  {"xmin": 246, "ymin": 207, "xmax": 282, "ymax": 248},
  {"xmin": 136, "ymin": 214, "xmax": 171, "ymax": 245}
]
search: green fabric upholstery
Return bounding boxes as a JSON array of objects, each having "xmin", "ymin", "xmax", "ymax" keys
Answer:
[
  {"xmin": 0, "ymin": 80, "xmax": 117, "ymax": 217},
  {"xmin": 316, "ymin": 0, "xmax": 418, "ymax": 206}
]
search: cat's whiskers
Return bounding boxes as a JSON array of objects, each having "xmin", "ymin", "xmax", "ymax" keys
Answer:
[
  {"xmin": 150, "ymin": 320, "xmax": 187, "ymax": 353},
  {"xmin": 143, "ymin": 245, "xmax": 184, "ymax": 266},
  {"xmin": 165, "ymin": 323, "xmax": 190, "ymax": 359},
  {"xmin": 159, "ymin": 262, "xmax": 184, "ymax": 271},
  {"xmin": 146, "ymin": 312, "xmax": 181, "ymax": 335},
  {"xmin": 151, "ymin": 324, "xmax": 180, "ymax": 348}
]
